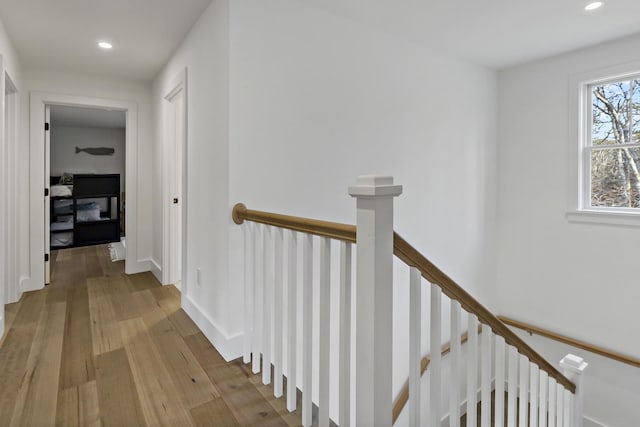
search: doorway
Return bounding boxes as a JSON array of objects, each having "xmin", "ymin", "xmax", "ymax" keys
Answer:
[
  {"xmin": 28, "ymin": 93, "xmax": 138, "ymax": 292},
  {"xmin": 163, "ymin": 69, "xmax": 187, "ymax": 291}
]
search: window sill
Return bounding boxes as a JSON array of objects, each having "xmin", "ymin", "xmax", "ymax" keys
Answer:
[{"xmin": 567, "ymin": 210, "xmax": 640, "ymax": 227}]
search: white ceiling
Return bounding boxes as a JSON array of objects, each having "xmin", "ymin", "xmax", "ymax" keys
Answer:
[
  {"xmin": 0, "ymin": 0, "xmax": 212, "ymax": 81},
  {"xmin": 0, "ymin": 0, "xmax": 639, "ymax": 80},
  {"xmin": 296, "ymin": 0, "xmax": 640, "ymax": 69},
  {"xmin": 51, "ymin": 105, "xmax": 125, "ymax": 128}
]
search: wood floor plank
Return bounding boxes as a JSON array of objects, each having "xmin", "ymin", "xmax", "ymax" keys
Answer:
[
  {"xmin": 106, "ymin": 275, "xmax": 140, "ymax": 321},
  {"xmin": 119, "ymin": 317, "xmax": 195, "ymax": 427},
  {"xmin": 168, "ymin": 309, "xmax": 201, "ymax": 338},
  {"xmin": 0, "ymin": 292, "xmax": 47, "ymax": 420},
  {"xmin": 60, "ymin": 282, "xmax": 96, "ymax": 389},
  {"xmin": 88, "ymin": 277, "xmax": 123, "ymax": 355},
  {"xmin": 147, "ymin": 316, "xmax": 220, "ymax": 410},
  {"xmin": 10, "ymin": 301, "xmax": 67, "ymax": 427},
  {"xmin": 190, "ymin": 398, "xmax": 240, "ymax": 427},
  {"xmin": 125, "ymin": 272, "xmax": 160, "ymax": 293},
  {"xmin": 95, "ymin": 348, "xmax": 146, "ymax": 427},
  {"xmin": 55, "ymin": 381, "xmax": 101, "ymax": 427},
  {"xmin": 185, "ymin": 333, "xmax": 289, "ymax": 427},
  {"xmin": 85, "ymin": 247, "xmax": 104, "ymax": 278}
]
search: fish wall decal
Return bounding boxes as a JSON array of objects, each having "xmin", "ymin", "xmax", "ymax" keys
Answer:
[{"xmin": 75, "ymin": 147, "xmax": 115, "ymax": 156}]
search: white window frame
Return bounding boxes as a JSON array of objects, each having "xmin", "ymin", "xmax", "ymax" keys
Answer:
[{"xmin": 568, "ymin": 61, "xmax": 640, "ymax": 227}]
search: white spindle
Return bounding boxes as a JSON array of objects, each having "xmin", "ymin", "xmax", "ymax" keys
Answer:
[
  {"xmin": 243, "ymin": 223, "xmax": 252, "ymax": 364},
  {"xmin": 319, "ymin": 237, "xmax": 331, "ymax": 427},
  {"xmin": 530, "ymin": 364, "xmax": 539, "ymax": 426},
  {"xmin": 494, "ymin": 335, "xmax": 505, "ymax": 427},
  {"xmin": 563, "ymin": 389, "xmax": 572, "ymax": 427},
  {"xmin": 409, "ymin": 268, "xmax": 421, "ymax": 427},
  {"xmin": 252, "ymin": 224, "xmax": 263, "ymax": 374},
  {"xmin": 466, "ymin": 313, "xmax": 478, "ymax": 427},
  {"xmin": 429, "ymin": 284, "xmax": 442, "ymax": 427},
  {"xmin": 449, "ymin": 300, "xmax": 461, "ymax": 427},
  {"xmin": 481, "ymin": 324, "xmax": 491, "ymax": 427},
  {"xmin": 556, "ymin": 383, "xmax": 564, "ymax": 427},
  {"xmin": 286, "ymin": 230, "xmax": 298, "ymax": 412},
  {"xmin": 548, "ymin": 377, "xmax": 557, "ymax": 427},
  {"xmin": 262, "ymin": 226, "xmax": 272, "ymax": 385},
  {"xmin": 507, "ymin": 345, "xmax": 518, "ymax": 427},
  {"xmin": 339, "ymin": 242, "xmax": 352, "ymax": 427},
  {"xmin": 302, "ymin": 233, "xmax": 313, "ymax": 427},
  {"xmin": 539, "ymin": 370, "xmax": 548, "ymax": 427},
  {"xmin": 273, "ymin": 227, "xmax": 284, "ymax": 397},
  {"xmin": 519, "ymin": 354, "xmax": 530, "ymax": 427},
  {"xmin": 560, "ymin": 353, "xmax": 588, "ymax": 427}
]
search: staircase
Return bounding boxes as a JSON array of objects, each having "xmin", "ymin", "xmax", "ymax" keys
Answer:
[{"xmin": 232, "ymin": 175, "xmax": 587, "ymax": 426}]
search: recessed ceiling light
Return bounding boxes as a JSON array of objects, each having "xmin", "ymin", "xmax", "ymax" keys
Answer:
[
  {"xmin": 585, "ymin": 2, "xmax": 603, "ymax": 11},
  {"xmin": 98, "ymin": 41, "xmax": 113, "ymax": 49}
]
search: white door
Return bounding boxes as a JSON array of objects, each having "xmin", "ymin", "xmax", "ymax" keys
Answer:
[
  {"xmin": 168, "ymin": 90, "xmax": 184, "ymax": 290},
  {"xmin": 44, "ymin": 105, "xmax": 51, "ymax": 284}
]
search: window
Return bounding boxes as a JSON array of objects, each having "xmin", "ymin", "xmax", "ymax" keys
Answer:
[
  {"xmin": 586, "ymin": 77, "xmax": 640, "ymax": 210},
  {"xmin": 569, "ymin": 64, "xmax": 640, "ymax": 225}
]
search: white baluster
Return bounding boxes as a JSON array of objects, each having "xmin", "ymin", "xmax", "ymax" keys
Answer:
[
  {"xmin": 262, "ymin": 225, "xmax": 272, "ymax": 385},
  {"xmin": 409, "ymin": 267, "xmax": 421, "ymax": 427},
  {"xmin": 494, "ymin": 335, "xmax": 505, "ymax": 427},
  {"xmin": 548, "ymin": 377, "xmax": 557, "ymax": 427},
  {"xmin": 563, "ymin": 389, "xmax": 572, "ymax": 427},
  {"xmin": 481, "ymin": 324, "xmax": 491, "ymax": 427},
  {"xmin": 319, "ymin": 237, "xmax": 331, "ymax": 427},
  {"xmin": 507, "ymin": 345, "xmax": 518, "ymax": 427},
  {"xmin": 466, "ymin": 313, "xmax": 478, "ymax": 427},
  {"xmin": 556, "ymin": 382, "xmax": 563, "ymax": 427},
  {"xmin": 273, "ymin": 227, "xmax": 284, "ymax": 398},
  {"xmin": 539, "ymin": 370, "xmax": 548, "ymax": 427},
  {"xmin": 302, "ymin": 233, "xmax": 313, "ymax": 427},
  {"xmin": 449, "ymin": 300, "xmax": 461, "ymax": 427},
  {"xmin": 243, "ymin": 223, "xmax": 252, "ymax": 364},
  {"xmin": 339, "ymin": 242, "xmax": 352, "ymax": 427},
  {"xmin": 430, "ymin": 284, "xmax": 442, "ymax": 427},
  {"xmin": 286, "ymin": 230, "xmax": 298, "ymax": 412},
  {"xmin": 252, "ymin": 223, "xmax": 263, "ymax": 374},
  {"xmin": 519, "ymin": 354, "xmax": 530, "ymax": 426},
  {"xmin": 530, "ymin": 364, "xmax": 539, "ymax": 426}
]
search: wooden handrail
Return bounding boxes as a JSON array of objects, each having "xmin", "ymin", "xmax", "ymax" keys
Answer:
[
  {"xmin": 232, "ymin": 203, "xmax": 356, "ymax": 243},
  {"xmin": 392, "ymin": 325, "xmax": 482, "ymax": 423},
  {"xmin": 231, "ymin": 203, "xmax": 576, "ymax": 394},
  {"xmin": 499, "ymin": 316, "xmax": 640, "ymax": 369}
]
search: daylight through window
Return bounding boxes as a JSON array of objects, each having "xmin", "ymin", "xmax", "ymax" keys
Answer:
[{"xmin": 587, "ymin": 76, "xmax": 640, "ymax": 209}]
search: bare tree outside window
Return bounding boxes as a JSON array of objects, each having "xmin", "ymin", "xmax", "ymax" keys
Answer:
[{"xmin": 590, "ymin": 79, "xmax": 640, "ymax": 208}]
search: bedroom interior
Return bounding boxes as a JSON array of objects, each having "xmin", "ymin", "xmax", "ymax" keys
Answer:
[{"xmin": 48, "ymin": 106, "xmax": 126, "ymax": 261}]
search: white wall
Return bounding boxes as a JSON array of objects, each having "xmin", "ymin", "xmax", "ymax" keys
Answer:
[
  {"xmin": 20, "ymin": 68, "xmax": 154, "ymax": 287},
  {"xmin": 152, "ymin": 0, "xmax": 231, "ymax": 351},
  {"xmin": 497, "ymin": 33, "xmax": 640, "ymax": 424},
  {"xmin": 50, "ymin": 125, "xmax": 126, "ymax": 198}
]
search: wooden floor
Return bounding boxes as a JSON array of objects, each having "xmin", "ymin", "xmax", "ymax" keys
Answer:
[{"xmin": 0, "ymin": 245, "xmax": 302, "ymax": 426}]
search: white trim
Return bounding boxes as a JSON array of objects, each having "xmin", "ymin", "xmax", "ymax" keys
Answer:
[
  {"xmin": 161, "ymin": 68, "xmax": 188, "ymax": 293},
  {"xmin": 568, "ymin": 60, "xmax": 640, "ymax": 224},
  {"xmin": 26, "ymin": 92, "xmax": 141, "ymax": 292},
  {"xmin": 5, "ymin": 73, "xmax": 18, "ymax": 303},
  {"xmin": 182, "ymin": 293, "xmax": 243, "ymax": 362},
  {"xmin": 149, "ymin": 258, "xmax": 162, "ymax": 283}
]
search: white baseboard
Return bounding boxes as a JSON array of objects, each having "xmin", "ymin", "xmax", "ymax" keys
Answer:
[
  {"xmin": 182, "ymin": 294, "xmax": 243, "ymax": 362},
  {"xmin": 126, "ymin": 258, "xmax": 152, "ymax": 275},
  {"xmin": 20, "ymin": 275, "xmax": 42, "ymax": 293},
  {"xmin": 149, "ymin": 259, "xmax": 162, "ymax": 283},
  {"xmin": 584, "ymin": 416, "xmax": 607, "ymax": 427}
]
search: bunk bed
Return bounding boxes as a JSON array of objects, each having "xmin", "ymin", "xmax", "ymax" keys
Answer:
[{"xmin": 50, "ymin": 174, "xmax": 121, "ymax": 249}]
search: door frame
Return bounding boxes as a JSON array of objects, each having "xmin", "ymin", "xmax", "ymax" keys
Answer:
[
  {"xmin": 4, "ymin": 72, "xmax": 18, "ymax": 304},
  {"xmin": 162, "ymin": 68, "xmax": 188, "ymax": 292},
  {"xmin": 26, "ymin": 92, "xmax": 138, "ymax": 291}
]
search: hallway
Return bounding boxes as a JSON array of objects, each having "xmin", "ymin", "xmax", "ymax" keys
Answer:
[{"xmin": 0, "ymin": 245, "xmax": 300, "ymax": 426}]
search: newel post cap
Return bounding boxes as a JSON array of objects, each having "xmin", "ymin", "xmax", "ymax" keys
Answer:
[
  {"xmin": 348, "ymin": 175, "xmax": 403, "ymax": 198},
  {"xmin": 560, "ymin": 354, "xmax": 589, "ymax": 374}
]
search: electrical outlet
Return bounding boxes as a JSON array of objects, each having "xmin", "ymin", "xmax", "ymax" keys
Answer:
[{"xmin": 196, "ymin": 268, "xmax": 201, "ymax": 286}]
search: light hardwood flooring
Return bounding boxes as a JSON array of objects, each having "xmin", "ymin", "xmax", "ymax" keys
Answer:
[{"xmin": 0, "ymin": 245, "xmax": 302, "ymax": 426}]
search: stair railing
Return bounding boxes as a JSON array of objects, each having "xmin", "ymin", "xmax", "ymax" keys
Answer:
[{"xmin": 232, "ymin": 175, "xmax": 587, "ymax": 427}]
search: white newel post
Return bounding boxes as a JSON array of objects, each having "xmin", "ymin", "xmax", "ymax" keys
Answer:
[
  {"xmin": 560, "ymin": 354, "xmax": 588, "ymax": 427},
  {"xmin": 349, "ymin": 175, "xmax": 402, "ymax": 427}
]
